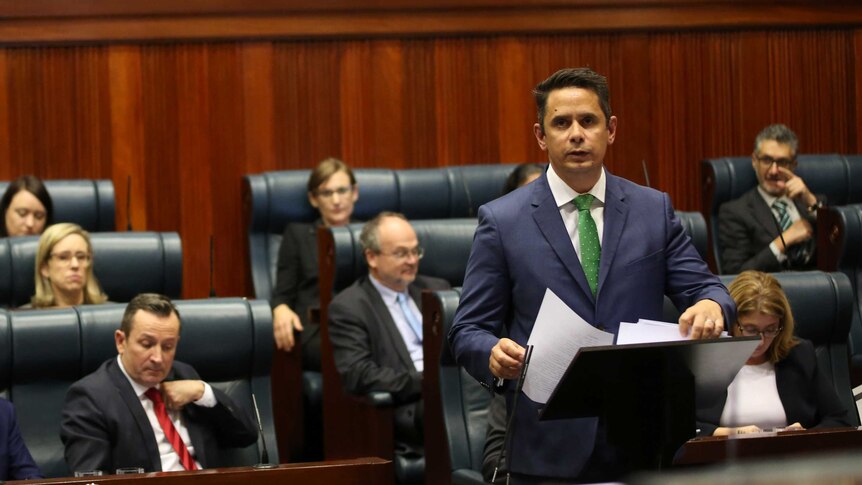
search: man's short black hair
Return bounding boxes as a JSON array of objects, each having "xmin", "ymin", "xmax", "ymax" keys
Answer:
[
  {"xmin": 533, "ymin": 67, "xmax": 612, "ymax": 134},
  {"xmin": 120, "ymin": 293, "xmax": 180, "ymax": 336}
]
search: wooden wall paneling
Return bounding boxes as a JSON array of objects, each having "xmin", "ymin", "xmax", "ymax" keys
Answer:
[
  {"xmin": 273, "ymin": 41, "xmax": 344, "ymax": 170},
  {"xmin": 175, "ymin": 43, "xmax": 216, "ymax": 299},
  {"xmin": 207, "ymin": 43, "xmax": 249, "ymax": 299},
  {"xmin": 241, "ymin": 43, "xmax": 277, "ymax": 175},
  {"xmin": 0, "ymin": 50, "xmax": 10, "ymax": 179},
  {"xmin": 340, "ymin": 40, "xmax": 406, "ymax": 167},
  {"xmin": 401, "ymin": 40, "xmax": 438, "ymax": 167},
  {"xmin": 109, "ymin": 45, "xmax": 148, "ymax": 232},
  {"xmin": 433, "ymin": 37, "xmax": 503, "ymax": 166},
  {"xmin": 856, "ymin": 30, "xmax": 862, "ymax": 154},
  {"xmin": 496, "ymin": 36, "xmax": 534, "ymax": 165}
]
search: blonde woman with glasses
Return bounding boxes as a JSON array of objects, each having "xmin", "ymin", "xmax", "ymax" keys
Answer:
[
  {"xmin": 26, "ymin": 223, "xmax": 107, "ymax": 309},
  {"xmin": 697, "ymin": 270, "xmax": 851, "ymax": 436}
]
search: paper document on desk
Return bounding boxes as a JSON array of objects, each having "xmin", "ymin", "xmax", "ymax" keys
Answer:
[
  {"xmin": 522, "ymin": 288, "xmax": 613, "ymax": 404},
  {"xmin": 616, "ymin": 319, "xmax": 729, "ymax": 345}
]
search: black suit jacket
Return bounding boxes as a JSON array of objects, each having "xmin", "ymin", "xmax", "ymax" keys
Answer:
[
  {"xmin": 272, "ymin": 222, "xmax": 323, "ymax": 370},
  {"xmin": 61, "ymin": 358, "xmax": 258, "ymax": 474},
  {"xmin": 328, "ymin": 274, "xmax": 450, "ymax": 404},
  {"xmin": 718, "ymin": 188, "xmax": 817, "ymax": 274},
  {"xmin": 696, "ymin": 339, "xmax": 852, "ymax": 436}
]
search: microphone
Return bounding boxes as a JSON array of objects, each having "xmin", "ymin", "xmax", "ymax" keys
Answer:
[
  {"xmin": 641, "ymin": 160, "xmax": 651, "ymax": 188},
  {"xmin": 769, "ymin": 207, "xmax": 791, "ymax": 270},
  {"xmin": 126, "ymin": 175, "xmax": 133, "ymax": 231},
  {"xmin": 492, "ymin": 345, "xmax": 533, "ymax": 485},
  {"xmin": 209, "ymin": 236, "xmax": 216, "ymax": 297},
  {"xmin": 251, "ymin": 393, "xmax": 277, "ymax": 469}
]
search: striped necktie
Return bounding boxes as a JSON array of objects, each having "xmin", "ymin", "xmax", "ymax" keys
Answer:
[
  {"xmin": 772, "ymin": 199, "xmax": 792, "ymax": 232},
  {"xmin": 397, "ymin": 293, "xmax": 423, "ymax": 342},
  {"xmin": 574, "ymin": 194, "xmax": 600, "ymax": 297},
  {"xmin": 145, "ymin": 388, "xmax": 198, "ymax": 471}
]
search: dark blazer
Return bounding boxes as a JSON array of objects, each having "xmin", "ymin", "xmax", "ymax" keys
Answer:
[
  {"xmin": 329, "ymin": 274, "xmax": 450, "ymax": 404},
  {"xmin": 718, "ymin": 188, "xmax": 817, "ymax": 274},
  {"xmin": 449, "ymin": 170, "xmax": 735, "ymax": 479},
  {"xmin": 60, "ymin": 358, "xmax": 258, "ymax": 474},
  {"xmin": 272, "ymin": 221, "xmax": 323, "ymax": 370},
  {"xmin": 0, "ymin": 398, "xmax": 41, "ymax": 480},
  {"xmin": 697, "ymin": 339, "xmax": 852, "ymax": 436}
]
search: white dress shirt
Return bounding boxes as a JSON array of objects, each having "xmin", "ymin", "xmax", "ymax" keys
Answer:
[
  {"xmin": 117, "ymin": 355, "xmax": 216, "ymax": 471},
  {"xmin": 719, "ymin": 361, "xmax": 787, "ymax": 430},
  {"xmin": 369, "ymin": 275, "xmax": 424, "ymax": 372},
  {"xmin": 546, "ymin": 163, "xmax": 607, "ymax": 262}
]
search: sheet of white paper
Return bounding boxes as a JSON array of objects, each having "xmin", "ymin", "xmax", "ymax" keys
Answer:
[
  {"xmin": 616, "ymin": 320, "xmax": 686, "ymax": 345},
  {"xmin": 522, "ymin": 289, "xmax": 613, "ymax": 404},
  {"xmin": 617, "ymin": 318, "xmax": 729, "ymax": 345}
]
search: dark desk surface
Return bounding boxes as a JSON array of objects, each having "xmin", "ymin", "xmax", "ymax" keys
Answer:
[
  {"xmin": 674, "ymin": 426, "xmax": 862, "ymax": 466},
  {"xmin": 8, "ymin": 457, "xmax": 392, "ymax": 485}
]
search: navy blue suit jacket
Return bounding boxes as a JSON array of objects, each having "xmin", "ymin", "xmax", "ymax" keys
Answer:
[
  {"xmin": 448, "ymin": 170, "xmax": 735, "ymax": 479},
  {"xmin": 0, "ymin": 398, "xmax": 42, "ymax": 480}
]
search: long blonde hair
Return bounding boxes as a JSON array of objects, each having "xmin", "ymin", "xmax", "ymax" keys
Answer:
[
  {"xmin": 728, "ymin": 270, "xmax": 798, "ymax": 363},
  {"xmin": 31, "ymin": 223, "xmax": 107, "ymax": 308}
]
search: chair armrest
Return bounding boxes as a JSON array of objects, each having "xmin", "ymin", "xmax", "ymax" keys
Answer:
[
  {"xmin": 365, "ymin": 391, "xmax": 394, "ymax": 407},
  {"xmin": 452, "ymin": 469, "xmax": 486, "ymax": 485}
]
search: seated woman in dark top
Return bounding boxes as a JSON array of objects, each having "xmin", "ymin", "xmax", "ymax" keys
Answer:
[
  {"xmin": 698, "ymin": 270, "xmax": 851, "ymax": 436},
  {"xmin": 28, "ymin": 223, "xmax": 108, "ymax": 309},
  {"xmin": 1, "ymin": 175, "xmax": 53, "ymax": 238},
  {"xmin": 272, "ymin": 158, "xmax": 358, "ymax": 371}
]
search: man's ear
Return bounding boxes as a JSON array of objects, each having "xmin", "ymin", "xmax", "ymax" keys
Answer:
[{"xmin": 533, "ymin": 123, "xmax": 547, "ymax": 151}]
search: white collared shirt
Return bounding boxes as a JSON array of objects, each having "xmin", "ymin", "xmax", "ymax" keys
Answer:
[
  {"xmin": 546, "ymin": 164, "xmax": 606, "ymax": 261},
  {"xmin": 116, "ymin": 355, "xmax": 216, "ymax": 471},
  {"xmin": 757, "ymin": 187, "xmax": 801, "ymax": 262},
  {"xmin": 368, "ymin": 275, "xmax": 424, "ymax": 372}
]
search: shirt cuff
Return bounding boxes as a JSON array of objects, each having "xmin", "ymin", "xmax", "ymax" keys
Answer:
[
  {"xmin": 769, "ymin": 240, "xmax": 787, "ymax": 262},
  {"xmin": 193, "ymin": 382, "xmax": 217, "ymax": 408}
]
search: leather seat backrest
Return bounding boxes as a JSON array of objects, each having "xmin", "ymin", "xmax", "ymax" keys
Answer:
[
  {"xmin": 4, "ymin": 232, "xmax": 182, "ymax": 308},
  {"xmin": 0, "ymin": 179, "xmax": 115, "ymax": 232},
  {"xmin": 330, "ymin": 219, "xmax": 479, "ymax": 294},
  {"xmin": 75, "ymin": 299, "xmax": 277, "ymax": 469},
  {"xmin": 434, "ymin": 288, "xmax": 492, "ymax": 476},
  {"xmin": 8, "ymin": 308, "xmax": 81, "ymax": 478},
  {"xmin": 676, "ymin": 211, "xmax": 708, "ymax": 260},
  {"xmin": 244, "ymin": 164, "xmax": 517, "ymax": 300},
  {"xmin": 818, "ymin": 203, "xmax": 862, "ymax": 387}
]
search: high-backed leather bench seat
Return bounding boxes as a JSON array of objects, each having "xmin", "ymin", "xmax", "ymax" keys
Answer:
[
  {"xmin": 0, "ymin": 179, "xmax": 115, "ymax": 232},
  {"xmin": 0, "ymin": 232, "xmax": 182, "ymax": 308},
  {"xmin": 0, "ymin": 298, "xmax": 275, "ymax": 478}
]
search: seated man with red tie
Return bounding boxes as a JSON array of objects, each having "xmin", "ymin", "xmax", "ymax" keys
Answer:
[{"xmin": 60, "ymin": 293, "xmax": 258, "ymax": 475}]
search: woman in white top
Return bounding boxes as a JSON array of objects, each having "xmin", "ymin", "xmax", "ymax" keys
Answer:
[{"xmin": 697, "ymin": 270, "xmax": 851, "ymax": 436}]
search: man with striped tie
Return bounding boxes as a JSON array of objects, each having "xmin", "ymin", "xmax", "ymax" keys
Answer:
[
  {"xmin": 718, "ymin": 124, "xmax": 823, "ymax": 274},
  {"xmin": 61, "ymin": 294, "xmax": 258, "ymax": 475}
]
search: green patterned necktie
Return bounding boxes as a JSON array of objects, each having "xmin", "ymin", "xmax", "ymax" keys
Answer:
[
  {"xmin": 772, "ymin": 199, "xmax": 792, "ymax": 231},
  {"xmin": 574, "ymin": 194, "xmax": 600, "ymax": 296}
]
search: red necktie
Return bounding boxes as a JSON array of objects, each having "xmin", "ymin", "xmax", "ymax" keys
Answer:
[{"xmin": 144, "ymin": 388, "xmax": 198, "ymax": 471}]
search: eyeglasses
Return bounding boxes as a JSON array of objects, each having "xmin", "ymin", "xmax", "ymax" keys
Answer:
[
  {"xmin": 379, "ymin": 246, "xmax": 424, "ymax": 261},
  {"xmin": 754, "ymin": 154, "xmax": 796, "ymax": 169},
  {"xmin": 50, "ymin": 252, "xmax": 91, "ymax": 266},
  {"xmin": 314, "ymin": 186, "xmax": 354, "ymax": 199},
  {"xmin": 14, "ymin": 208, "xmax": 46, "ymax": 220},
  {"xmin": 737, "ymin": 324, "xmax": 782, "ymax": 338}
]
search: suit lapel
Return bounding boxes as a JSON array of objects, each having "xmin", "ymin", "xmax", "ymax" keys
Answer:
[
  {"xmin": 749, "ymin": 190, "xmax": 782, "ymax": 237},
  {"xmin": 107, "ymin": 360, "xmax": 163, "ymax": 471},
  {"xmin": 360, "ymin": 277, "xmax": 414, "ymax": 370},
  {"xmin": 598, "ymin": 174, "xmax": 628, "ymax": 301},
  {"xmin": 531, "ymin": 177, "xmax": 594, "ymax": 301}
]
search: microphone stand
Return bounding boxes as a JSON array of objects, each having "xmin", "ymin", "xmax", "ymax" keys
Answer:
[
  {"xmin": 251, "ymin": 394, "xmax": 278, "ymax": 469},
  {"xmin": 492, "ymin": 345, "xmax": 533, "ymax": 485}
]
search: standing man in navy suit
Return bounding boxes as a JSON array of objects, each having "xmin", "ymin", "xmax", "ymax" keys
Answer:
[{"xmin": 448, "ymin": 67, "xmax": 735, "ymax": 482}]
